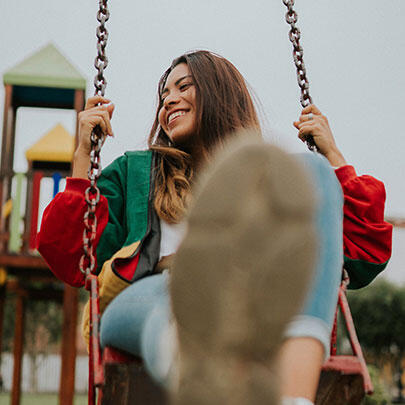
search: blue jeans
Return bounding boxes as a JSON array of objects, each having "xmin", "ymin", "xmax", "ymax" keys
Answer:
[
  {"xmin": 284, "ymin": 153, "xmax": 343, "ymax": 355},
  {"xmin": 100, "ymin": 152, "xmax": 343, "ymax": 383}
]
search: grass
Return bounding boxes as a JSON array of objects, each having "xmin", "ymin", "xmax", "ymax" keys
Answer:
[{"xmin": 0, "ymin": 392, "xmax": 87, "ymax": 404}]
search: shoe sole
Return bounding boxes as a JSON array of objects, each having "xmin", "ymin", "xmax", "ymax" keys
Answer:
[{"xmin": 170, "ymin": 133, "xmax": 318, "ymax": 405}]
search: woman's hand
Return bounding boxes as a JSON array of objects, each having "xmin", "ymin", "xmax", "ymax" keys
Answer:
[
  {"xmin": 73, "ymin": 96, "xmax": 115, "ymax": 178},
  {"xmin": 294, "ymin": 104, "xmax": 347, "ymax": 168}
]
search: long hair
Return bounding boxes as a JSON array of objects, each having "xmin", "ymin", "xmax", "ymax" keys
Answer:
[{"xmin": 148, "ymin": 50, "xmax": 261, "ymax": 223}]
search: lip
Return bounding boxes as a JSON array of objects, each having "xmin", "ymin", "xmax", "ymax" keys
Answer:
[{"xmin": 167, "ymin": 109, "xmax": 188, "ymax": 126}]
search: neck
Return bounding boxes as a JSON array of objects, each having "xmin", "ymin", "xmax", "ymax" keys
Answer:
[{"xmin": 176, "ymin": 139, "xmax": 207, "ymax": 172}]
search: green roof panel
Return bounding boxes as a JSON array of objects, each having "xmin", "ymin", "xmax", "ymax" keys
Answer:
[{"xmin": 3, "ymin": 43, "xmax": 86, "ymax": 90}]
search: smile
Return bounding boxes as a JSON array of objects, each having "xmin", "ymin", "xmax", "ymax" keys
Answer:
[{"xmin": 168, "ymin": 110, "xmax": 187, "ymax": 125}]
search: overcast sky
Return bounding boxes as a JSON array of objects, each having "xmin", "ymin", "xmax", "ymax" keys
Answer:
[{"xmin": 1, "ymin": 0, "xmax": 404, "ymax": 282}]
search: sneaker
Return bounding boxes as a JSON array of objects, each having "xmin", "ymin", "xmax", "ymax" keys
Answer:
[{"xmin": 170, "ymin": 132, "xmax": 318, "ymax": 405}]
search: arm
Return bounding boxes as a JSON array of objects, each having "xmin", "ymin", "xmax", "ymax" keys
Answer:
[
  {"xmin": 37, "ymin": 95, "xmax": 123, "ymax": 286},
  {"xmin": 36, "ymin": 178, "xmax": 109, "ymax": 287},
  {"xmin": 335, "ymin": 165, "xmax": 392, "ymax": 289},
  {"xmin": 37, "ymin": 154, "xmax": 129, "ymax": 287},
  {"xmin": 294, "ymin": 105, "xmax": 393, "ymax": 288}
]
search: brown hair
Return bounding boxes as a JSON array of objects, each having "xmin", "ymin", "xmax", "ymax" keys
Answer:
[{"xmin": 148, "ymin": 50, "xmax": 261, "ymax": 223}]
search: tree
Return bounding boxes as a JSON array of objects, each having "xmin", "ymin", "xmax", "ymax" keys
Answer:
[
  {"xmin": 2, "ymin": 291, "xmax": 63, "ymax": 392},
  {"xmin": 348, "ymin": 279, "xmax": 405, "ymax": 401},
  {"xmin": 24, "ymin": 300, "xmax": 62, "ymax": 392}
]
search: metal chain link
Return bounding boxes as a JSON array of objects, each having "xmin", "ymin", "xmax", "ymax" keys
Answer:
[
  {"xmin": 94, "ymin": 0, "xmax": 110, "ymax": 96},
  {"xmin": 79, "ymin": 0, "xmax": 109, "ymax": 277},
  {"xmin": 282, "ymin": 0, "xmax": 317, "ymax": 151}
]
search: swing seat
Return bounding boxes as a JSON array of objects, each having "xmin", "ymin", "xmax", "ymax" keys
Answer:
[
  {"xmin": 316, "ymin": 356, "xmax": 367, "ymax": 405},
  {"xmin": 99, "ymin": 346, "xmax": 168, "ymax": 405},
  {"xmin": 315, "ymin": 276, "xmax": 373, "ymax": 405}
]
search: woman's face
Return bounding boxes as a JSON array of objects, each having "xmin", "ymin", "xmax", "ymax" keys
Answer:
[{"xmin": 158, "ymin": 63, "xmax": 197, "ymax": 146}]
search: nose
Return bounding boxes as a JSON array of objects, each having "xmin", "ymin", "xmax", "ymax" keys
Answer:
[{"xmin": 163, "ymin": 90, "xmax": 180, "ymax": 109}]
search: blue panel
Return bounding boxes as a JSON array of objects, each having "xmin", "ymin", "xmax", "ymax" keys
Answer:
[
  {"xmin": 12, "ymin": 86, "xmax": 76, "ymax": 109},
  {"xmin": 52, "ymin": 172, "xmax": 62, "ymax": 197}
]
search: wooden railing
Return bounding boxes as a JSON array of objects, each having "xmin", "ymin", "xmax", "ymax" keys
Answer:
[{"xmin": 0, "ymin": 171, "xmax": 66, "ymax": 255}]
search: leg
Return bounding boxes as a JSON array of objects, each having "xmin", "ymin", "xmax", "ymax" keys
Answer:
[
  {"xmin": 100, "ymin": 272, "xmax": 170, "ymax": 357},
  {"xmin": 280, "ymin": 153, "xmax": 343, "ymax": 403},
  {"xmin": 278, "ymin": 338, "xmax": 324, "ymax": 404},
  {"xmin": 170, "ymin": 135, "xmax": 318, "ymax": 405},
  {"xmin": 100, "ymin": 271, "xmax": 178, "ymax": 387}
]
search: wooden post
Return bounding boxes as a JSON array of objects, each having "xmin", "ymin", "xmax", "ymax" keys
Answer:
[
  {"xmin": 11, "ymin": 287, "xmax": 26, "ymax": 405},
  {"xmin": 73, "ymin": 89, "xmax": 85, "ymax": 155},
  {"xmin": 0, "ymin": 85, "xmax": 14, "ymax": 176},
  {"xmin": 21, "ymin": 162, "xmax": 33, "ymax": 253},
  {"xmin": 59, "ymin": 285, "xmax": 78, "ymax": 405},
  {"xmin": 0, "ymin": 268, "xmax": 7, "ymax": 389},
  {"xmin": 0, "ymin": 85, "xmax": 15, "ymax": 253},
  {"xmin": 28, "ymin": 171, "xmax": 43, "ymax": 251},
  {"xmin": 8, "ymin": 173, "xmax": 24, "ymax": 253}
]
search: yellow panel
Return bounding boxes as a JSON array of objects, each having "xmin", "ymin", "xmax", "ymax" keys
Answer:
[
  {"xmin": 1, "ymin": 199, "xmax": 13, "ymax": 219},
  {"xmin": 25, "ymin": 123, "xmax": 75, "ymax": 162}
]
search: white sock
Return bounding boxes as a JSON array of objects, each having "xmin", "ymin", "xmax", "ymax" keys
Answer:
[
  {"xmin": 282, "ymin": 398, "xmax": 314, "ymax": 405},
  {"xmin": 155, "ymin": 319, "xmax": 178, "ymax": 383}
]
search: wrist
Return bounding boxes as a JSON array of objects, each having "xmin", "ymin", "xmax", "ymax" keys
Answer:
[
  {"xmin": 74, "ymin": 145, "xmax": 90, "ymax": 159},
  {"xmin": 72, "ymin": 148, "xmax": 91, "ymax": 179},
  {"xmin": 325, "ymin": 149, "xmax": 346, "ymax": 168}
]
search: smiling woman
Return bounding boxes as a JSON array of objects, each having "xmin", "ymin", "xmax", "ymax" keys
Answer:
[
  {"xmin": 149, "ymin": 51, "xmax": 261, "ymax": 223},
  {"xmin": 153, "ymin": 51, "xmax": 260, "ymax": 155},
  {"xmin": 36, "ymin": 48, "xmax": 392, "ymax": 405}
]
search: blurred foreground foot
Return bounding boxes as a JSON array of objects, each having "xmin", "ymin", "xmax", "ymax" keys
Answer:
[{"xmin": 170, "ymin": 132, "xmax": 318, "ymax": 405}]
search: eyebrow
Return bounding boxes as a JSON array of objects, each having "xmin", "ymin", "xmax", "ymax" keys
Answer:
[{"xmin": 161, "ymin": 75, "xmax": 193, "ymax": 95}]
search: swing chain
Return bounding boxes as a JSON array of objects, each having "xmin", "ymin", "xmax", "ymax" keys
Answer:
[
  {"xmin": 94, "ymin": 0, "xmax": 110, "ymax": 96},
  {"xmin": 282, "ymin": 0, "xmax": 317, "ymax": 151},
  {"xmin": 79, "ymin": 0, "xmax": 109, "ymax": 277}
]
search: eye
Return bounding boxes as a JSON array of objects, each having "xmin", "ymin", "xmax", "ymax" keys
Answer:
[{"xmin": 179, "ymin": 83, "xmax": 192, "ymax": 91}]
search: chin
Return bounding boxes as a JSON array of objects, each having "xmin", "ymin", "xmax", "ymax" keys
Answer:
[{"xmin": 169, "ymin": 130, "xmax": 195, "ymax": 147}]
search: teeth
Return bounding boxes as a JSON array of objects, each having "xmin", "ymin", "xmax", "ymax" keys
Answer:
[{"xmin": 168, "ymin": 110, "xmax": 186, "ymax": 124}]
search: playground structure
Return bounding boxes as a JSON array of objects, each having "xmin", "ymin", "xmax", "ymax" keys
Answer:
[{"xmin": 0, "ymin": 44, "xmax": 85, "ymax": 405}]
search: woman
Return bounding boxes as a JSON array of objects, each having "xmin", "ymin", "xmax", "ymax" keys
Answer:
[{"xmin": 37, "ymin": 50, "xmax": 392, "ymax": 404}]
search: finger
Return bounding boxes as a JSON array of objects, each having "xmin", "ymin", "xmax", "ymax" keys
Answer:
[
  {"xmin": 82, "ymin": 103, "xmax": 114, "ymax": 123},
  {"xmin": 99, "ymin": 110, "xmax": 114, "ymax": 136},
  {"xmin": 301, "ymin": 104, "xmax": 322, "ymax": 116},
  {"xmin": 298, "ymin": 124, "xmax": 315, "ymax": 140},
  {"xmin": 299, "ymin": 113, "xmax": 318, "ymax": 123},
  {"xmin": 85, "ymin": 96, "xmax": 111, "ymax": 110},
  {"xmin": 94, "ymin": 111, "xmax": 113, "ymax": 136},
  {"xmin": 296, "ymin": 120, "xmax": 316, "ymax": 130},
  {"xmin": 85, "ymin": 113, "xmax": 109, "ymax": 135},
  {"xmin": 298, "ymin": 129, "xmax": 316, "ymax": 146},
  {"xmin": 91, "ymin": 103, "xmax": 115, "ymax": 121},
  {"xmin": 106, "ymin": 103, "xmax": 115, "ymax": 119},
  {"xmin": 294, "ymin": 117, "xmax": 315, "ymax": 127}
]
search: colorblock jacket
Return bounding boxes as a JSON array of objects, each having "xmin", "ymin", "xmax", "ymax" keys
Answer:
[{"xmin": 37, "ymin": 150, "xmax": 393, "ymax": 291}]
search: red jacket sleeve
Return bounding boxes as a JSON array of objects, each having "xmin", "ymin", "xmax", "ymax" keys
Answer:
[
  {"xmin": 335, "ymin": 165, "xmax": 393, "ymax": 289},
  {"xmin": 36, "ymin": 178, "xmax": 109, "ymax": 287}
]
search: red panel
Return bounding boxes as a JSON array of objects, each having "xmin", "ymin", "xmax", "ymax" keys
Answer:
[
  {"xmin": 29, "ymin": 171, "xmax": 43, "ymax": 250},
  {"xmin": 322, "ymin": 355, "xmax": 363, "ymax": 375},
  {"xmin": 324, "ymin": 276, "xmax": 374, "ymax": 395}
]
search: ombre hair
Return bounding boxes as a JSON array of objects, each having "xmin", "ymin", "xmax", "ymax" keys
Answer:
[{"xmin": 148, "ymin": 50, "xmax": 261, "ymax": 223}]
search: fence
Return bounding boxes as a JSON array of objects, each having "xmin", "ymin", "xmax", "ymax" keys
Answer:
[{"xmin": 0, "ymin": 353, "xmax": 87, "ymax": 393}]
